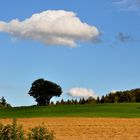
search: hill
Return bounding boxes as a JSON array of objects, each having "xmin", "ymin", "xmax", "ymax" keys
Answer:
[{"xmin": 0, "ymin": 103, "xmax": 140, "ymax": 118}]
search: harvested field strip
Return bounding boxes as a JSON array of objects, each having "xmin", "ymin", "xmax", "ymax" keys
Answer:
[{"xmin": 0, "ymin": 118, "xmax": 140, "ymax": 140}]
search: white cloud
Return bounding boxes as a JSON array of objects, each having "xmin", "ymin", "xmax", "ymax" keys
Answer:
[
  {"xmin": 0, "ymin": 10, "xmax": 100, "ymax": 47},
  {"xmin": 114, "ymin": 0, "xmax": 140, "ymax": 12},
  {"xmin": 67, "ymin": 87, "xmax": 97, "ymax": 98}
]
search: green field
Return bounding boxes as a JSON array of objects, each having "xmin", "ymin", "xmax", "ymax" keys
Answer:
[{"xmin": 0, "ymin": 103, "xmax": 140, "ymax": 118}]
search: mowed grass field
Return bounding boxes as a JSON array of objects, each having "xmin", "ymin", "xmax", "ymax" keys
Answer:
[{"xmin": 0, "ymin": 103, "xmax": 140, "ymax": 118}]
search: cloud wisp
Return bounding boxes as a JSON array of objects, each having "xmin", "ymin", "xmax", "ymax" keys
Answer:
[
  {"xmin": 0, "ymin": 10, "xmax": 100, "ymax": 47},
  {"xmin": 107, "ymin": 32, "xmax": 140, "ymax": 48},
  {"xmin": 67, "ymin": 87, "xmax": 97, "ymax": 98},
  {"xmin": 114, "ymin": 0, "xmax": 140, "ymax": 12},
  {"xmin": 117, "ymin": 32, "xmax": 134, "ymax": 42},
  {"xmin": 116, "ymin": 32, "xmax": 140, "ymax": 43}
]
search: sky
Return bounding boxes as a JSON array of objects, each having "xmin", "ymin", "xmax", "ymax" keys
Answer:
[{"xmin": 0, "ymin": 0, "xmax": 140, "ymax": 106}]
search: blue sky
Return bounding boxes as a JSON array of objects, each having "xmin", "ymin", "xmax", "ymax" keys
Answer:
[{"xmin": 0, "ymin": 0, "xmax": 140, "ymax": 106}]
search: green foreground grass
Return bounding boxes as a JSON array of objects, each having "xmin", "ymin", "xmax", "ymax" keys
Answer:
[{"xmin": 0, "ymin": 103, "xmax": 140, "ymax": 118}]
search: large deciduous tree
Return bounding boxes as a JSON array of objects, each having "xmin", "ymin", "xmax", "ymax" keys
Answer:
[{"xmin": 28, "ymin": 78, "xmax": 62, "ymax": 106}]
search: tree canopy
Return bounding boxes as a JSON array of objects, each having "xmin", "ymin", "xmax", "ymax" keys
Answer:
[
  {"xmin": 100, "ymin": 88, "xmax": 140, "ymax": 103},
  {"xmin": 28, "ymin": 78, "xmax": 62, "ymax": 106}
]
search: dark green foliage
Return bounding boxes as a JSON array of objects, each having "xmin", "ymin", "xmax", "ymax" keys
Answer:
[
  {"xmin": 11, "ymin": 119, "xmax": 24, "ymax": 140},
  {"xmin": 28, "ymin": 78, "xmax": 62, "ymax": 106},
  {"xmin": 0, "ymin": 119, "xmax": 54, "ymax": 140},
  {"xmin": 96, "ymin": 96, "xmax": 100, "ymax": 103},
  {"xmin": 56, "ymin": 99, "xmax": 79, "ymax": 105},
  {"xmin": 0, "ymin": 96, "xmax": 11, "ymax": 108},
  {"xmin": 0, "ymin": 119, "xmax": 24, "ymax": 140},
  {"xmin": 27, "ymin": 124, "xmax": 54, "ymax": 140},
  {"xmin": 101, "ymin": 96, "xmax": 105, "ymax": 104},
  {"xmin": 1, "ymin": 97, "xmax": 6, "ymax": 107},
  {"xmin": 60, "ymin": 99, "xmax": 65, "ymax": 105},
  {"xmin": 65, "ymin": 99, "xmax": 71, "ymax": 105},
  {"xmin": 79, "ymin": 98, "xmax": 86, "ymax": 104},
  {"xmin": 103, "ymin": 88, "xmax": 140, "ymax": 103},
  {"xmin": 86, "ymin": 97, "xmax": 96, "ymax": 104}
]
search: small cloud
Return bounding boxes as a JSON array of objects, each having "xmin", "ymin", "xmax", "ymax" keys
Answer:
[
  {"xmin": 67, "ymin": 87, "xmax": 98, "ymax": 98},
  {"xmin": 116, "ymin": 32, "xmax": 140, "ymax": 43},
  {"xmin": 11, "ymin": 37, "xmax": 18, "ymax": 43},
  {"xmin": 117, "ymin": 32, "xmax": 134, "ymax": 42},
  {"xmin": 113, "ymin": 0, "xmax": 140, "ymax": 12},
  {"xmin": 101, "ymin": 32, "xmax": 139, "ymax": 48},
  {"xmin": 0, "ymin": 10, "xmax": 100, "ymax": 47}
]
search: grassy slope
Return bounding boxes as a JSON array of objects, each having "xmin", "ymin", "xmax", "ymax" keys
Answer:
[{"xmin": 0, "ymin": 103, "xmax": 140, "ymax": 118}]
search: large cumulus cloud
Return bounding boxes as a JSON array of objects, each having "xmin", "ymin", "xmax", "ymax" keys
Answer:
[{"xmin": 0, "ymin": 10, "xmax": 100, "ymax": 47}]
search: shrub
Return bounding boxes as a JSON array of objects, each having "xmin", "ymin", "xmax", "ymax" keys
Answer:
[
  {"xmin": 0, "ymin": 119, "xmax": 24, "ymax": 140},
  {"xmin": 11, "ymin": 119, "xmax": 24, "ymax": 140},
  {"xmin": 0, "ymin": 119, "xmax": 54, "ymax": 140},
  {"xmin": 27, "ymin": 124, "xmax": 54, "ymax": 140}
]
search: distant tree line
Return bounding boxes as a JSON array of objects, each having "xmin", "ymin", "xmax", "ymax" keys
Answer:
[
  {"xmin": 2, "ymin": 78, "xmax": 140, "ymax": 107},
  {"xmin": 0, "ymin": 96, "xmax": 11, "ymax": 108},
  {"xmin": 49, "ymin": 97, "xmax": 97, "ymax": 105},
  {"xmin": 50, "ymin": 88, "xmax": 140, "ymax": 105},
  {"xmin": 100, "ymin": 88, "xmax": 140, "ymax": 103}
]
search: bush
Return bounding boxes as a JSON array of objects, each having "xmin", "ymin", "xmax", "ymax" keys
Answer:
[
  {"xmin": 0, "ymin": 119, "xmax": 24, "ymax": 140},
  {"xmin": 27, "ymin": 124, "xmax": 54, "ymax": 140},
  {"xmin": 0, "ymin": 119, "xmax": 54, "ymax": 140}
]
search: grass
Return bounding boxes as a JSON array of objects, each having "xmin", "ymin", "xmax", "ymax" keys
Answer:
[{"xmin": 0, "ymin": 103, "xmax": 140, "ymax": 118}]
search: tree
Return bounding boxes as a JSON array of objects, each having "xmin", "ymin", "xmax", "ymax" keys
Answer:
[
  {"xmin": 28, "ymin": 78, "xmax": 62, "ymax": 106},
  {"xmin": 79, "ymin": 98, "xmax": 86, "ymax": 104},
  {"xmin": 100, "ymin": 96, "xmax": 105, "ymax": 104},
  {"xmin": 0, "ymin": 96, "xmax": 11, "ymax": 108},
  {"xmin": 50, "ymin": 101, "xmax": 54, "ymax": 106},
  {"xmin": 86, "ymin": 96, "xmax": 96, "ymax": 104},
  {"xmin": 66, "ymin": 99, "xmax": 71, "ymax": 104},
  {"xmin": 96, "ymin": 96, "xmax": 100, "ymax": 103},
  {"xmin": 60, "ymin": 99, "xmax": 65, "ymax": 105},
  {"xmin": 1, "ymin": 96, "xmax": 6, "ymax": 106}
]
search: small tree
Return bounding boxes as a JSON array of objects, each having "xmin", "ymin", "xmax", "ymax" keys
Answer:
[
  {"xmin": 28, "ymin": 78, "xmax": 62, "ymax": 106},
  {"xmin": 60, "ymin": 99, "xmax": 65, "ymax": 105},
  {"xmin": 96, "ymin": 96, "xmax": 100, "ymax": 103},
  {"xmin": 101, "ymin": 96, "xmax": 105, "ymax": 104},
  {"xmin": 1, "ymin": 96, "xmax": 6, "ymax": 107},
  {"xmin": 79, "ymin": 98, "xmax": 86, "ymax": 104},
  {"xmin": 86, "ymin": 96, "xmax": 96, "ymax": 104}
]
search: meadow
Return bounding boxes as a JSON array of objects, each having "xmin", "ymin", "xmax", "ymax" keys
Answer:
[{"xmin": 0, "ymin": 103, "xmax": 140, "ymax": 118}]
